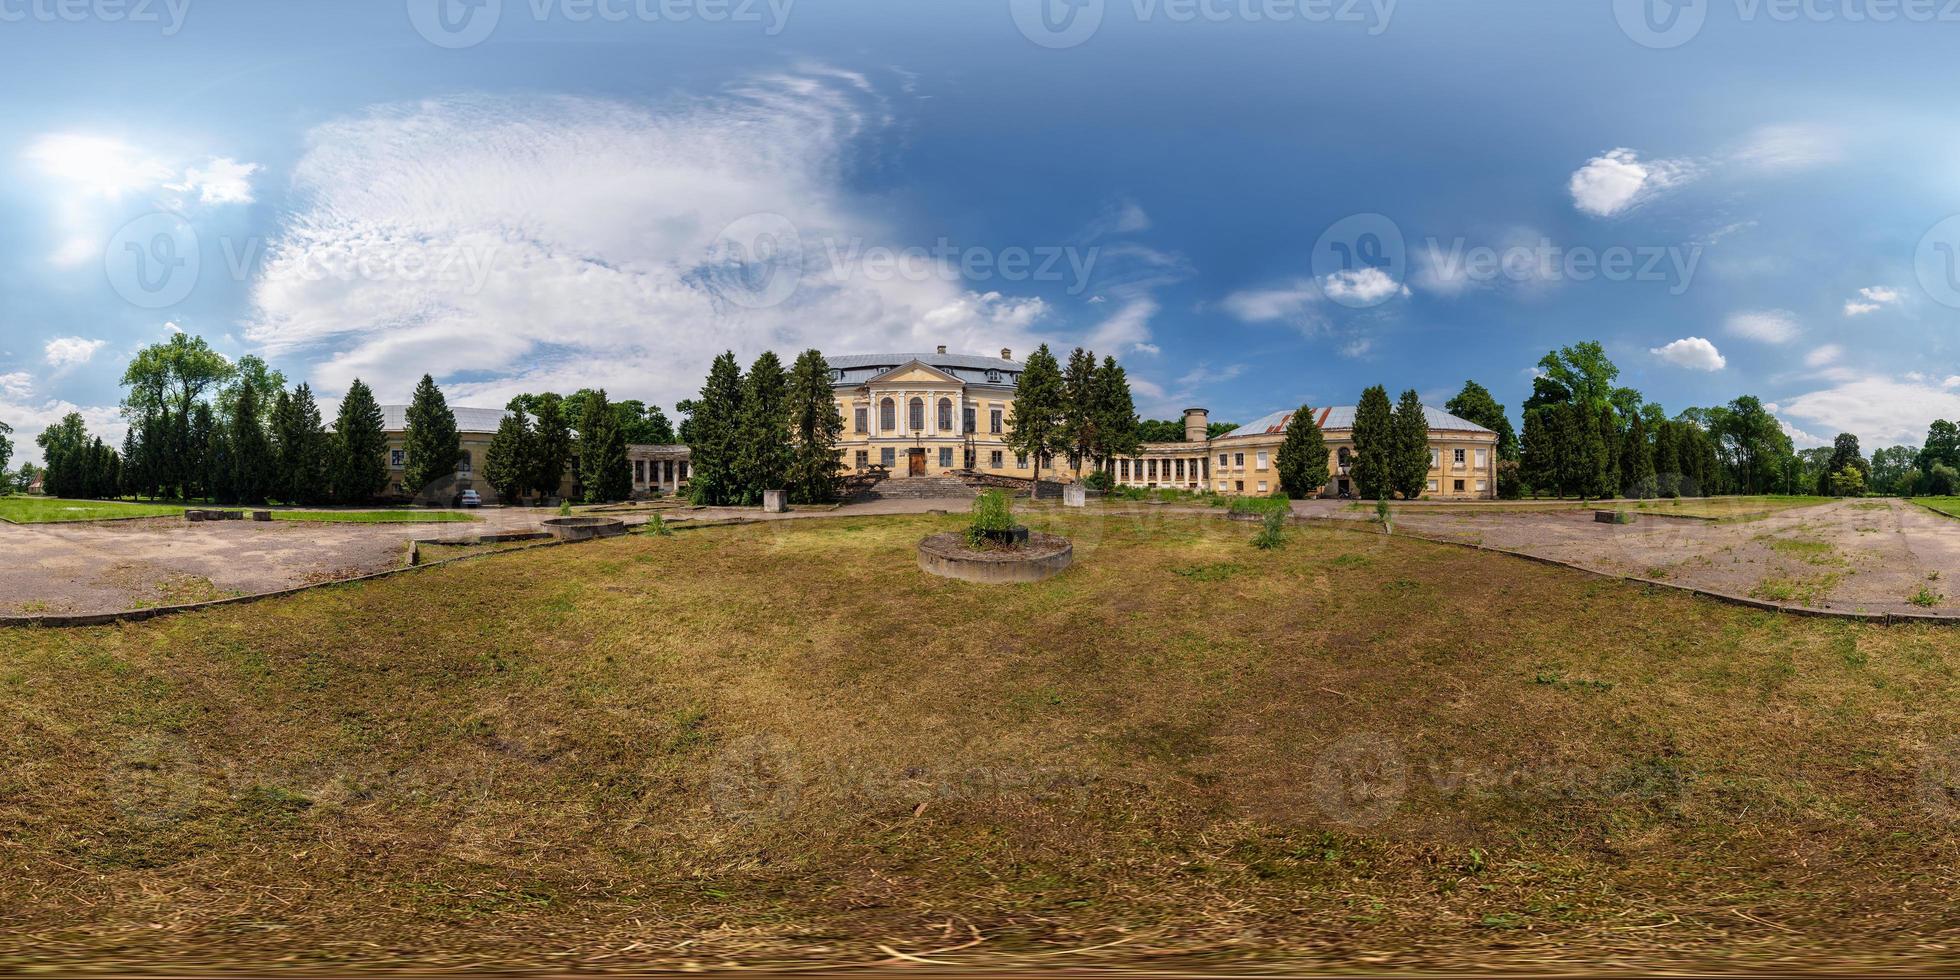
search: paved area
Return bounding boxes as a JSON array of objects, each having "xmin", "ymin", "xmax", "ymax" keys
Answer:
[{"xmin": 1313, "ymin": 497, "xmax": 1960, "ymax": 617}]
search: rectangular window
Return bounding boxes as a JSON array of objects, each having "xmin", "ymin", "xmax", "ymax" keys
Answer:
[
  {"xmin": 1454, "ymin": 479, "xmax": 1465, "ymax": 492},
  {"xmin": 854, "ymin": 407, "xmax": 867, "ymax": 433},
  {"xmin": 1175, "ymin": 459, "xmax": 1185, "ymax": 480},
  {"xmin": 1257, "ymin": 481, "xmax": 1267, "ymax": 493},
  {"xmin": 1119, "ymin": 459, "xmax": 1129, "ymax": 480},
  {"xmin": 458, "ymin": 454, "xmax": 472, "ymax": 475},
  {"xmin": 939, "ymin": 447, "xmax": 953, "ymax": 467},
  {"xmin": 855, "ymin": 450, "xmax": 869, "ymax": 469},
  {"xmin": 990, "ymin": 409, "xmax": 1003, "ymax": 434},
  {"xmin": 389, "ymin": 449, "xmax": 406, "ymax": 468},
  {"xmin": 635, "ymin": 460, "xmax": 646, "ymax": 483},
  {"xmin": 1147, "ymin": 460, "xmax": 1158, "ymax": 480},
  {"xmin": 1218, "ymin": 452, "xmax": 1229, "ymax": 467},
  {"xmin": 1475, "ymin": 449, "xmax": 1489, "ymax": 468},
  {"xmin": 1255, "ymin": 451, "xmax": 1268, "ymax": 470},
  {"xmin": 990, "ymin": 450, "xmax": 1004, "ymax": 468},
  {"xmin": 1429, "ymin": 448, "xmax": 1439, "ymax": 468},
  {"xmin": 1426, "ymin": 479, "xmax": 1438, "ymax": 492},
  {"xmin": 881, "ymin": 448, "xmax": 895, "ymax": 467},
  {"xmin": 1454, "ymin": 448, "xmax": 1467, "ymax": 466},
  {"xmin": 1016, "ymin": 454, "xmax": 1029, "ymax": 470},
  {"xmin": 1234, "ymin": 452, "xmax": 1245, "ymax": 467},
  {"xmin": 1476, "ymin": 479, "xmax": 1488, "ymax": 492},
  {"xmin": 1235, "ymin": 480, "xmax": 1244, "ymax": 492},
  {"xmin": 964, "ymin": 407, "xmax": 976, "ymax": 434}
]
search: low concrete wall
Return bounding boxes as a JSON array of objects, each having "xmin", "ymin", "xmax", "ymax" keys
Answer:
[{"xmin": 917, "ymin": 531, "xmax": 1072, "ymax": 584}]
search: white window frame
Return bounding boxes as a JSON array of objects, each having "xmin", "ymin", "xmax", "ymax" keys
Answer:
[
  {"xmin": 389, "ymin": 449, "xmax": 406, "ymax": 469},
  {"xmin": 1255, "ymin": 451, "xmax": 1269, "ymax": 470}
]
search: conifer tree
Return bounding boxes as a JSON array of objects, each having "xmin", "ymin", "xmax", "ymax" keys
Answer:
[
  {"xmin": 205, "ymin": 413, "xmax": 235, "ymax": 504},
  {"xmin": 1276, "ymin": 404, "xmax": 1330, "ymax": 499},
  {"xmin": 1006, "ymin": 345, "xmax": 1069, "ymax": 493},
  {"xmin": 785, "ymin": 349, "xmax": 845, "ymax": 504},
  {"xmin": 1653, "ymin": 420, "xmax": 1682, "ymax": 498},
  {"xmin": 400, "ymin": 374, "xmax": 462, "ymax": 500},
  {"xmin": 484, "ymin": 405, "xmax": 534, "ymax": 504},
  {"xmin": 732, "ymin": 351, "xmax": 790, "ymax": 505},
  {"xmin": 687, "ymin": 352, "xmax": 746, "ymax": 506},
  {"xmin": 229, "ymin": 382, "xmax": 275, "ymax": 505},
  {"xmin": 1621, "ymin": 412, "xmax": 1656, "ymax": 498},
  {"xmin": 330, "ymin": 379, "xmax": 390, "ymax": 504},
  {"xmin": 1348, "ymin": 385, "xmax": 1395, "ymax": 500},
  {"xmin": 1062, "ymin": 346, "xmax": 1099, "ymax": 479},
  {"xmin": 577, "ymin": 388, "xmax": 633, "ymax": 503},
  {"xmin": 1390, "ymin": 389, "xmax": 1432, "ymax": 499},
  {"xmin": 1091, "ymin": 355, "xmax": 1141, "ymax": 475},
  {"xmin": 529, "ymin": 394, "xmax": 573, "ymax": 500}
]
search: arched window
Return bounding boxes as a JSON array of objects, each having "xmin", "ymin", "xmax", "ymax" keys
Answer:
[
  {"xmin": 457, "ymin": 450, "xmax": 472, "ymax": 475},
  {"xmin": 937, "ymin": 397, "xmax": 953, "ymax": 431},
  {"xmin": 880, "ymin": 397, "xmax": 895, "ymax": 431},
  {"xmin": 909, "ymin": 397, "xmax": 925, "ymax": 431}
]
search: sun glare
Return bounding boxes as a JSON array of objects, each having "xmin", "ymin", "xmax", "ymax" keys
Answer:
[{"xmin": 24, "ymin": 133, "xmax": 170, "ymax": 199}]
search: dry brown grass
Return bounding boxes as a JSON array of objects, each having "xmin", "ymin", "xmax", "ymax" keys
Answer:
[{"xmin": 3, "ymin": 510, "xmax": 1959, "ymax": 973}]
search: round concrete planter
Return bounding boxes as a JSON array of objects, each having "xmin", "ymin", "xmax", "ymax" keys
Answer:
[
  {"xmin": 918, "ymin": 531, "xmax": 1072, "ymax": 584},
  {"xmin": 541, "ymin": 516, "xmax": 628, "ymax": 542}
]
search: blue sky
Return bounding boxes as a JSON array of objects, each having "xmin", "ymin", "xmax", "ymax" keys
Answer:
[{"xmin": 6, "ymin": 0, "xmax": 1960, "ymax": 463}]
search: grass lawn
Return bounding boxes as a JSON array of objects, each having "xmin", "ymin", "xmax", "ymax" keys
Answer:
[
  {"xmin": 0, "ymin": 495, "xmax": 184, "ymax": 523},
  {"xmin": 1916, "ymin": 496, "xmax": 1960, "ymax": 519},
  {"xmin": 3, "ymin": 511, "xmax": 1958, "ymax": 972},
  {"xmin": 269, "ymin": 509, "xmax": 477, "ymax": 524}
]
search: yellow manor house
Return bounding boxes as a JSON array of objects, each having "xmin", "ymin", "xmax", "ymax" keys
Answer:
[{"xmin": 828, "ymin": 348, "xmax": 1501, "ymax": 500}]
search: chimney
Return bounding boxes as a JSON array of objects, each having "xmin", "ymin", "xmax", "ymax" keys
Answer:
[
  {"xmin": 936, "ymin": 345, "xmax": 948, "ymax": 354},
  {"xmin": 1000, "ymin": 347, "xmax": 1012, "ymax": 361},
  {"xmin": 1183, "ymin": 407, "xmax": 1210, "ymax": 444}
]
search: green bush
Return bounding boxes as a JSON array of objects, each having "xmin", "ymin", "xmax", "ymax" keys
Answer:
[
  {"xmin": 1252, "ymin": 508, "xmax": 1287, "ymax": 550},
  {"xmin": 1082, "ymin": 469, "xmax": 1114, "ymax": 491},
  {"xmin": 558, "ymin": 500, "xmax": 573, "ymax": 517},
  {"xmin": 966, "ymin": 490, "xmax": 1015, "ymax": 547},
  {"xmin": 642, "ymin": 513, "xmax": 673, "ymax": 537}
]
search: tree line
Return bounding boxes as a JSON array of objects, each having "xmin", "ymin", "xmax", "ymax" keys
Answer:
[
  {"xmin": 1002, "ymin": 345, "xmax": 1142, "ymax": 489},
  {"xmin": 683, "ymin": 348, "xmax": 846, "ymax": 506}
]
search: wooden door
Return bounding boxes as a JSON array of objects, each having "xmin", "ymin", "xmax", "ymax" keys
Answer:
[{"xmin": 908, "ymin": 449, "xmax": 926, "ymax": 476}]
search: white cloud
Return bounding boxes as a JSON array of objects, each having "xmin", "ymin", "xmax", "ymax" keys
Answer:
[
  {"xmin": 172, "ymin": 156, "xmax": 259, "ymax": 205},
  {"xmin": 1650, "ymin": 337, "xmax": 1726, "ymax": 371},
  {"xmin": 1805, "ymin": 344, "xmax": 1843, "ymax": 367},
  {"xmin": 1844, "ymin": 285, "xmax": 1901, "ymax": 316},
  {"xmin": 164, "ymin": 321, "xmax": 184, "ymax": 334},
  {"xmin": 43, "ymin": 336, "xmax": 108, "ymax": 367},
  {"xmin": 0, "ymin": 391, "xmax": 124, "ymax": 466},
  {"xmin": 1222, "ymin": 280, "xmax": 1318, "ymax": 324},
  {"xmin": 242, "ymin": 74, "xmax": 1096, "ymax": 408},
  {"xmin": 23, "ymin": 134, "xmax": 173, "ymax": 199},
  {"xmin": 1726, "ymin": 310, "xmax": 1800, "ymax": 344},
  {"xmin": 1177, "ymin": 363, "xmax": 1244, "ymax": 387},
  {"xmin": 1860, "ymin": 286, "xmax": 1901, "ymax": 303},
  {"xmin": 0, "ymin": 372, "xmax": 33, "ymax": 398},
  {"xmin": 1569, "ymin": 148, "xmax": 1695, "ymax": 217},
  {"xmin": 1843, "ymin": 302, "xmax": 1880, "ymax": 316},
  {"xmin": 1779, "ymin": 417, "xmax": 1828, "ymax": 450},
  {"xmin": 1730, "ymin": 123, "xmax": 1844, "ymax": 173},
  {"xmin": 1320, "ymin": 267, "xmax": 1409, "ymax": 305},
  {"xmin": 1341, "ymin": 337, "xmax": 1374, "ymax": 358},
  {"xmin": 1780, "ymin": 375, "xmax": 1960, "ymax": 445}
]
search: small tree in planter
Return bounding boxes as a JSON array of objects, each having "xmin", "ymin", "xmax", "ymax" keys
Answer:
[{"xmin": 966, "ymin": 490, "xmax": 1025, "ymax": 548}]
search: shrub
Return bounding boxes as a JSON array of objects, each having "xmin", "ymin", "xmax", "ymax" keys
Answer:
[
  {"xmin": 558, "ymin": 500, "xmax": 573, "ymax": 517},
  {"xmin": 967, "ymin": 490, "xmax": 1015, "ymax": 547},
  {"xmin": 1252, "ymin": 508, "xmax": 1287, "ymax": 550},
  {"xmin": 642, "ymin": 513, "xmax": 673, "ymax": 537},
  {"xmin": 1082, "ymin": 469, "xmax": 1114, "ymax": 491}
]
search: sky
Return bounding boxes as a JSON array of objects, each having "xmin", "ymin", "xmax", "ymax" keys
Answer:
[{"xmin": 5, "ymin": 0, "xmax": 1960, "ymax": 465}]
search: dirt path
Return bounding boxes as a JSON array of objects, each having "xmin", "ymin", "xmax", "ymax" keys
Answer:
[{"xmin": 1329, "ymin": 498, "xmax": 1959, "ymax": 616}]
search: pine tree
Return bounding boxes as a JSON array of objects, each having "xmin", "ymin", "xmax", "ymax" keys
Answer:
[
  {"xmin": 205, "ymin": 415, "xmax": 235, "ymax": 504},
  {"xmin": 1653, "ymin": 420, "xmax": 1681, "ymax": 498},
  {"xmin": 530, "ymin": 394, "xmax": 573, "ymax": 500},
  {"xmin": 330, "ymin": 379, "xmax": 389, "ymax": 504},
  {"xmin": 577, "ymin": 388, "xmax": 633, "ymax": 503},
  {"xmin": 1620, "ymin": 412, "xmax": 1656, "ymax": 498},
  {"xmin": 229, "ymin": 382, "xmax": 275, "ymax": 505},
  {"xmin": 732, "ymin": 351, "xmax": 790, "ymax": 505},
  {"xmin": 1349, "ymin": 385, "xmax": 1395, "ymax": 500},
  {"xmin": 1007, "ymin": 345, "xmax": 1069, "ymax": 492},
  {"xmin": 400, "ymin": 374, "xmax": 462, "ymax": 501},
  {"xmin": 286, "ymin": 384, "xmax": 330, "ymax": 504},
  {"xmin": 187, "ymin": 403, "xmax": 216, "ymax": 501},
  {"xmin": 119, "ymin": 427, "xmax": 142, "ymax": 499},
  {"xmin": 1390, "ymin": 389, "xmax": 1431, "ymax": 499},
  {"xmin": 1062, "ymin": 346, "xmax": 1099, "ymax": 479},
  {"xmin": 484, "ymin": 405, "xmax": 534, "ymax": 504},
  {"xmin": 1091, "ymin": 356, "xmax": 1141, "ymax": 474},
  {"xmin": 1276, "ymin": 404, "xmax": 1330, "ymax": 499},
  {"xmin": 687, "ymin": 352, "xmax": 747, "ymax": 506},
  {"xmin": 785, "ymin": 349, "xmax": 845, "ymax": 504}
]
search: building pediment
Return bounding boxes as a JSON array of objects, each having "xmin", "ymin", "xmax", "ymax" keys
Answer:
[{"xmin": 860, "ymin": 360, "xmax": 966, "ymax": 387}]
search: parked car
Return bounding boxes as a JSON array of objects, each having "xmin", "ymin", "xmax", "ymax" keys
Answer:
[{"xmin": 457, "ymin": 489, "xmax": 481, "ymax": 508}]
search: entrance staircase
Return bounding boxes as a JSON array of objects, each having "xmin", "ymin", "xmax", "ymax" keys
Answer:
[{"xmin": 849, "ymin": 476, "xmax": 980, "ymax": 502}]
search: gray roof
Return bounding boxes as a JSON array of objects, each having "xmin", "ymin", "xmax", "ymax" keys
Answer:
[
  {"xmin": 1217, "ymin": 405, "xmax": 1494, "ymax": 440},
  {"xmin": 825, "ymin": 352, "xmax": 1023, "ymax": 388},
  {"xmin": 378, "ymin": 404, "xmax": 510, "ymax": 434}
]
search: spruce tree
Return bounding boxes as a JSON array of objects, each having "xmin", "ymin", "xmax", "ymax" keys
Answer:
[
  {"xmin": 1348, "ymin": 385, "xmax": 1395, "ymax": 500},
  {"xmin": 1062, "ymin": 346, "xmax": 1099, "ymax": 478},
  {"xmin": 400, "ymin": 374, "xmax": 462, "ymax": 500},
  {"xmin": 205, "ymin": 415, "xmax": 235, "ymax": 504},
  {"xmin": 785, "ymin": 349, "xmax": 845, "ymax": 504},
  {"xmin": 1390, "ymin": 389, "xmax": 1431, "ymax": 499},
  {"xmin": 1621, "ymin": 412, "xmax": 1656, "ymax": 498},
  {"xmin": 1006, "ymin": 345, "xmax": 1069, "ymax": 492},
  {"xmin": 1091, "ymin": 355, "xmax": 1141, "ymax": 474},
  {"xmin": 187, "ymin": 403, "xmax": 215, "ymax": 501},
  {"xmin": 687, "ymin": 352, "xmax": 747, "ymax": 506},
  {"xmin": 1276, "ymin": 404, "xmax": 1330, "ymax": 499},
  {"xmin": 287, "ymin": 384, "xmax": 330, "ymax": 505},
  {"xmin": 330, "ymin": 379, "xmax": 389, "ymax": 504},
  {"xmin": 530, "ymin": 394, "xmax": 573, "ymax": 500},
  {"xmin": 229, "ymin": 382, "xmax": 275, "ymax": 505},
  {"xmin": 119, "ymin": 427, "xmax": 142, "ymax": 499},
  {"xmin": 1653, "ymin": 420, "xmax": 1681, "ymax": 498},
  {"xmin": 484, "ymin": 405, "xmax": 534, "ymax": 504},
  {"xmin": 732, "ymin": 351, "xmax": 790, "ymax": 505},
  {"xmin": 577, "ymin": 388, "xmax": 633, "ymax": 503}
]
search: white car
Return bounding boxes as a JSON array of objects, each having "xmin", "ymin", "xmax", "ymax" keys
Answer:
[{"xmin": 458, "ymin": 489, "xmax": 482, "ymax": 508}]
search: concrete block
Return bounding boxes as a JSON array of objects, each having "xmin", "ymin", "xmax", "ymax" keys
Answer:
[{"xmin": 763, "ymin": 489, "xmax": 787, "ymax": 513}]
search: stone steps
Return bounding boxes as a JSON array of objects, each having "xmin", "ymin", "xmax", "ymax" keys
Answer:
[{"xmin": 850, "ymin": 476, "xmax": 979, "ymax": 501}]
